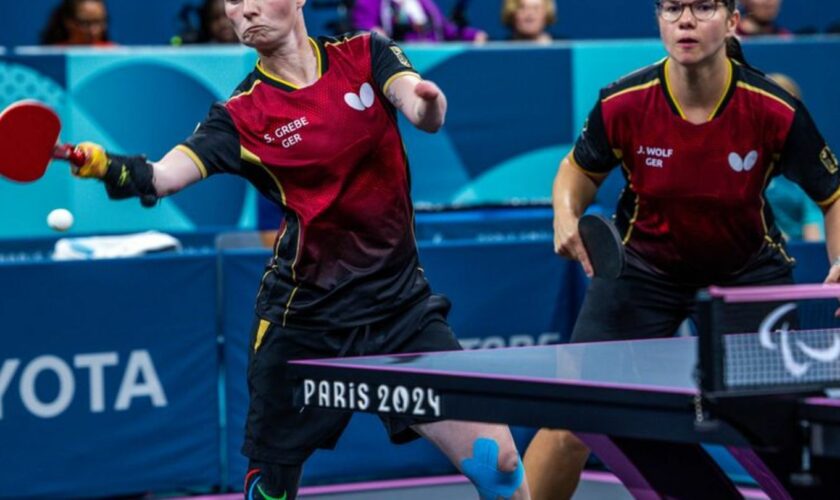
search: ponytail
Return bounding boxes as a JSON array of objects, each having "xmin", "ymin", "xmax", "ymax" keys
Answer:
[
  {"xmin": 726, "ymin": 36, "xmax": 764, "ymax": 75},
  {"xmin": 725, "ymin": 37, "xmax": 747, "ymax": 65}
]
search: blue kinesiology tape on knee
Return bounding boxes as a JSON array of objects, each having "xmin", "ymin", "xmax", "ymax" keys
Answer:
[{"xmin": 461, "ymin": 437, "xmax": 525, "ymax": 500}]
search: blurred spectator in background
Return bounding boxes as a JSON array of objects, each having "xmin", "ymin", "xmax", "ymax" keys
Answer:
[
  {"xmin": 41, "ymin": 0, "xmax": 114, "ymax": 46},
  {"xmin": 352, "ymin": 0, "xmax": 488, "ymax": 43},
  {"xmin": 766, "ymin": 72, "xmax": 823, "ymax": 241},
  {"xmin": 196, "ymin": 0, "xmax": 238, "ymax": 43},
  {"xmin": 737, "ymin": 0, "xmax": 791, "ymax": 37},
  {"xmin": 173, "ymin": 0, "xmax": 239, "ymax": 45},
  {"xmin": 501, "ymin": 0, "xmax": 556, "ymax": 43}
]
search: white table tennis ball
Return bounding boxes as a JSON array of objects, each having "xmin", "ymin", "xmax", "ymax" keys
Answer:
[{"xmin": 47, "ymin": 208, "xmax": 74, "ymax": 232}]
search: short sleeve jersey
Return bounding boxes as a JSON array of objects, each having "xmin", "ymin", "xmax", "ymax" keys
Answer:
[
  {"xmin": 573, "ymin": 59, "xmax": 840, "ymax": 283},
  {"xmin": 180, "ymin": 33, "xmax": 427, "ymax": 329}
]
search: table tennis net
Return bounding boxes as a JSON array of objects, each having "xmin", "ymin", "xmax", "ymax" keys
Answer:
[{"xmin": 698, "ymin": 284, "xmax": 840, "ymax": 395}]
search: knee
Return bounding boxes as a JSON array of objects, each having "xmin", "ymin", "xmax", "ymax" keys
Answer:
[
  {"xmin": 546, "ymin": 430, "xmax": 590, "ymax": 465},
  {"xmin": 461, "ymin": 437, "xmax": 525, "ymax": 500},
  {"xmin": 556, "ymin": 431, "xmax": 589, "ymax": 455},
  {"xmin": 497, "ymin": 445, "xmax": 522, "ymax": 472},
  {"xmin": 529, "ymin": 429, "xmax": 589, "ymax": 461}
]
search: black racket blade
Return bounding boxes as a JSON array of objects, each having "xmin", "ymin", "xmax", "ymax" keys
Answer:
[{"xmin": 578, "ymin": 214, "xmax": 625, "ymax": 279}]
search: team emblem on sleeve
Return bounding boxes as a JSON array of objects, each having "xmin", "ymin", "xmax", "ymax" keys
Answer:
[
  {"xmin": 390, "ymin": 46, "xmax": 412, "ymax": 68},
  {"xmin": 821, "ymin": 146, "xmax": 839, "ymax": 175}
]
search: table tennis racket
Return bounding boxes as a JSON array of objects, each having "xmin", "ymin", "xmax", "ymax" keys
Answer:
[
  {"xmin": 0, "ymin": 100, "xmax": 86, "ymax": 183},
  {"xmin": 578, "ymin": 214, "xmax": 626, "ymax": 279}
]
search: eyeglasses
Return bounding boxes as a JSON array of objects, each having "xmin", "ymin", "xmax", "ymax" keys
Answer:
[
  {"xmin": 657, "ymin": 1, "xmax": 722, "ymax": 23},
  {"xmin": 72, "ymin": 17, "xmax": 107, "ymax": 29}
]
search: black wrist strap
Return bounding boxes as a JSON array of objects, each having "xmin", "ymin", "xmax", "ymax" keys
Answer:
[{"xmin": 103, "ymin": 154, "xmax": 158, "ymax": 207}]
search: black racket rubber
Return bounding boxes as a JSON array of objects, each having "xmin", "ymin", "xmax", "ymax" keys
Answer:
[{"xmin": 578, "ymin": 214, "xmax": 626, "ymax": 279}]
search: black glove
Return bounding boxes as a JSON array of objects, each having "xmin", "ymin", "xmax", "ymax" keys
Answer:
[{"xmin": 103, "ymin": 153, "xmax": 158, "ymax": 208}]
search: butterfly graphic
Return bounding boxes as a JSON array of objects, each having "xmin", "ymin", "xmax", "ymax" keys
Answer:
[
  {"xmin": 728, "ymin": 150, "xmax": 758, "ymax": 172},
  {"xmin": 344, "ymin": 83, "xmax": 375, "ymax": 111}
]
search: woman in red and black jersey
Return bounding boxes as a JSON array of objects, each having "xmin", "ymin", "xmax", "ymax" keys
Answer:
[
  {"xmin": 525, "ymin": 0, "xmax": 840, "ymax": 497},
  {"xmin": 70, "ymin": 1, "xmax": 530, "ymax": 499}
]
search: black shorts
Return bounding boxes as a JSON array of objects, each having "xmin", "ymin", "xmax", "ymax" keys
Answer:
[
  {"xmin": 241, "ymin": 294, "xmax": 462, "ymax": 465},
  {"xmin": 571, "ymin": 255, "xmax": 795, "ymax": 343}
]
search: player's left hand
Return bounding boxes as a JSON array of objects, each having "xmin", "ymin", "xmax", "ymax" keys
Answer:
[
  {"xmin": 823, "ymin": 259, "xmax": 840, "ymax": 316},
  {"xmin": 823, "ymin": 259, "xmax": 840, "ymax": 284},
  {"xmin": 411, "ymin": 80, "xmax": 447, "ymax": 132},
  {"xmin": 414, "ymin": 80, "xmax": 442, "ymax": 103}
]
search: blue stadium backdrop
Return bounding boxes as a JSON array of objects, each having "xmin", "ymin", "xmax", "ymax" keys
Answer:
[
  {"xmin": 1, "ymin": 35, "xmax": 840, "ymax": 497},
  {"xmin": 1, "ymin": 40, "xmax": 840, "ymax": 237}
]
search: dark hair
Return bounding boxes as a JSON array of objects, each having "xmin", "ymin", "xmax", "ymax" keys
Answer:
[
  {"xmin": 725, "ymin": 37, "xmax": 749, "ymax": 66},
  {"xmin": 40, "ymin": 0, "xmax": 110, "ymax": 45}
]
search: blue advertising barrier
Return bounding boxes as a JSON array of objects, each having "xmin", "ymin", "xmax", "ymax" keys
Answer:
[
  {"xmin": 0, "ymin": 219, "xmax": 832, "ymax": 496},
  {"xmin": 0, "ymin": 253, "xmax": 220, "ymax": 498}
]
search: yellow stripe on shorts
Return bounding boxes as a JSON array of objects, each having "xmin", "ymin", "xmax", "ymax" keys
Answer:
[{"xmin": 254, "ymin": 319, "xmax": 270, "ymax": 352}]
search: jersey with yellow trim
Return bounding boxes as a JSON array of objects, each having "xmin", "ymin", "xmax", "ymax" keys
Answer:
[
  {"xmin": 574, "ymin": 59, "xmax": 840, "ymax": 283},
  {"xmin": 181, "ymin": 32, "xmax": 428, "ymax": 329}
]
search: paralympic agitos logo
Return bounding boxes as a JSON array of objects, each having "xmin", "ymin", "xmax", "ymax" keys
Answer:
[{"xmin": 759, "ymin": 304, "xmax": 840, "ymax": 378}]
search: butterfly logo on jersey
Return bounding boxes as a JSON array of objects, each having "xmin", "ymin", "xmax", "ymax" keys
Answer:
[
  {"xmin": 345, "ymin": 83, "xmax": 375, "ymax": 112},
  {"xmin": 728, "ymin": 150, "xmax": 758, "ymax": 172}
]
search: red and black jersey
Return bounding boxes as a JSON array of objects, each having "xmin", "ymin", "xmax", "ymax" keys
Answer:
[
  {"xmin": 180, "ymin": 32, "xmax": 428, "ymax": 329},
  {"xmin": 574, "ymin": 58, "xmax": 840, "ymax": 283}
]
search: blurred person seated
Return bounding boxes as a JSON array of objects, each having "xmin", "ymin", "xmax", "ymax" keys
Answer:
[
  {"xmin": 737, "ymin": 0, "xmax": 791, "ymax": 37},
  {"xmin": 40, "ymin": 0, "xmax": 115, "ymax": 46},
  {"xmin": 766, "ymin": 177, "xmax": 824, "ymax": 241},
  {"xmin": 196, "ymin": 0, "xmax": 239, "ymax": 43},
  {"xmin": 501, "ymin": 0, "xmax": 556, "ymax": 44},
  {"xmin": 173, "ymin": 0, "xmax": 239, "ymax": 45},
  {"xmin": 351, "ymin": 0, "xmax": 488, "ymax": 43},
  {"xmin": 766, "ymin": 73, "xmax": 823, "ymax": 241}
]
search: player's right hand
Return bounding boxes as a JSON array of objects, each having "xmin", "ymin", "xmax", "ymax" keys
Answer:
[
  {"xmin": 72, "ymin": 142, "xmax": 109, "ymax": 179},
  {"xmin": 554, "ymin": 216, "xmax": 594, "ymax": 277}
]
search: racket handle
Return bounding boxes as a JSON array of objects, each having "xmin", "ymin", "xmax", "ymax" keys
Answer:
[{"xmin": 53, "ymin": 143, "xmax": 86, "ymax": 167}]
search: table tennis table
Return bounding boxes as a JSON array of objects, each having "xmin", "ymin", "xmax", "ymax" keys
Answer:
[{"xmin": 288, "ymin": 285, "xmax": 840, "ymax": 499}]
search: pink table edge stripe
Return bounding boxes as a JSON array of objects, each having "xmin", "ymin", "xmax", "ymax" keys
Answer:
[{"xmin": 708, "ymin": 283, "xmax": 840, "ymax": 303}]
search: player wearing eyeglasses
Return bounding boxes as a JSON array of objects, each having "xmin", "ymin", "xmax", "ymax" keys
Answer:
[{"xmin": 530, "ymin": 1, "xmax": 840, "ymax": 498}]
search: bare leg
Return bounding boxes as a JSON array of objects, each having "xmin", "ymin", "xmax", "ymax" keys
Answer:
[
  {"xmin": 414, "ymin": 420, "xmax": 531, "ymax": 499},
  {"xmin": 523, "ymin": 429, "xmax": 589, "ymax": 500}
]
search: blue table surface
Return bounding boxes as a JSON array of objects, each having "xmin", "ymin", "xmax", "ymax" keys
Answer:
[{"xmin": 293, "ymin": 337, "xmax": 699, "ymax": 393}]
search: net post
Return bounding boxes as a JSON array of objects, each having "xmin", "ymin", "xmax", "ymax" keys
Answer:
[{"xmin": 696, "ymin": 289, "xmax": 724, "ymax": 394}]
